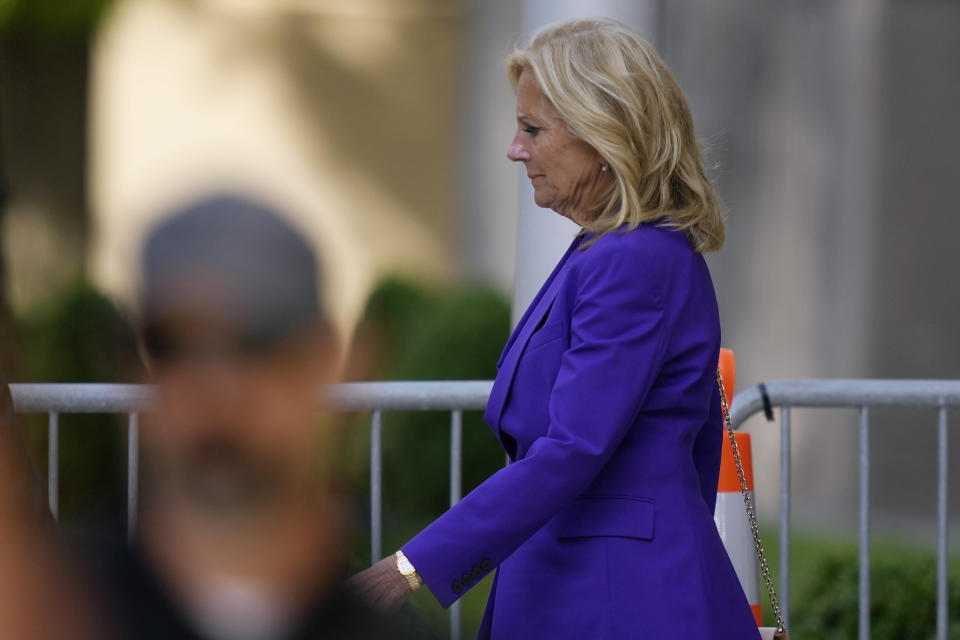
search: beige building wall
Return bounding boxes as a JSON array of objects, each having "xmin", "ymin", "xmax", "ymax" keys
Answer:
[{"xmin": 89, "ymin": 0, "xmax": 465, "ymax": 342}]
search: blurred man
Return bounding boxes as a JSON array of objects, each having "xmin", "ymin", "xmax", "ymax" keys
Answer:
[
  {"xmin": 98, "ymin": 194, "xmax": 422, "ymax": 639},
  {"xmin": 0, "ymin": 194, "xmax": 422, "ymax": 639}
]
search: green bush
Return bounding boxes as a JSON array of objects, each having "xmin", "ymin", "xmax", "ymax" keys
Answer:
[
  {"xmin": 16, "ymin": 281, "xmax": 139, "ymax": 383},
  {"xmin": 346, "ymin": 277, "xmax": 511, "ymax": 637},
  {"xmin": 358, "ymin": 277, "xmax": 509, "ymax": 519},
  {"xmin": 15, "ymin": 281, "xmax": 140, "ymax": 538},
  {"xmin": 789, "ymin": 546, "xmax": 960, "ymax": 640},
  {"xmin": 0, "ymin": 0, "xmax": 115, "ymax": 39}
]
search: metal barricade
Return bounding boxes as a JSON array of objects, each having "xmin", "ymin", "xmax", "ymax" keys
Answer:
[
  {"xmin": 729, "ymin": 379, "xmax": 956, "ymax": 640},
  {"xmin": 9, "ymin": 379, "xmax": 956, "ymax": 639},
  {"xmin": 9, "ymin": 380, "xmax": 492, "ymax": 640}
]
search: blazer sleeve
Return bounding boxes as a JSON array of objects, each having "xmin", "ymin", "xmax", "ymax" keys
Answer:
[
  {"xmin": 692, "ymin": 382, "xmax": 723, "ymax": 515},
  {"xmin": 402, "ymin": 243, "xmax": 670, "ymax": 608}
]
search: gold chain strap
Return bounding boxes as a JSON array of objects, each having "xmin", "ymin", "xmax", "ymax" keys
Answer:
[{"xmin": 716, "ymin": 368, "xmax": 787, "ymax": 633}]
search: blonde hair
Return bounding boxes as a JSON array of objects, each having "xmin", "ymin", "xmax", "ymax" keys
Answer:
[{"xmin": 507, "ymin": 18, "xmax": 724, "ymax": 252}]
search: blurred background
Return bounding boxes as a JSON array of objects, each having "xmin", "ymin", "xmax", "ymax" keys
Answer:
[{"xmin": 1, "ymin": 0, "xmax": 958, "ymax": 637}]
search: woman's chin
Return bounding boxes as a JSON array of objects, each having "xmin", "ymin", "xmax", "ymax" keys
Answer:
[{"xmin": 532, "ymin": 193, "xmax": 553, "ymax": 210}]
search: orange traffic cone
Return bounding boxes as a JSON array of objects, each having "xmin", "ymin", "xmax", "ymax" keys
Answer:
[{"xmin": 715, "ymin": 349, "xmax": 763, "ymax": 626}]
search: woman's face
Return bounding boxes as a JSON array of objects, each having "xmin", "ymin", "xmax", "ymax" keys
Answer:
[{"xmin": 507, "ymin": 69, "xmax": 609, "ymax": 224}]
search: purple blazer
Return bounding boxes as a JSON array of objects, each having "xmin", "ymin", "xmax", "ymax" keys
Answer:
[{"xmin": 403, "ymin": 224, "xmax": 760, "ymax": 639}]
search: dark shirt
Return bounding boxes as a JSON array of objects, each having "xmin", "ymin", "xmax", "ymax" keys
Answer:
[{"xmin": 83, "ymin": 543, "xmax": 431, "ymax": 640}]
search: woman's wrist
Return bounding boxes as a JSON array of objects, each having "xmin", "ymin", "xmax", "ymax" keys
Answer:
[{"xmin": 394, "ymin": 550, "xmax": 422, "ymax": 592}]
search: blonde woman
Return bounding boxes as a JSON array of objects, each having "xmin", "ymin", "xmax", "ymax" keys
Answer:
[{"xmin": 351, "ymin": 18, "xmax": 760, "ymax": 639}]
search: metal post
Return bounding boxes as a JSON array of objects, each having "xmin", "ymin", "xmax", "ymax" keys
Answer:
[
  {"xmin": 936, "ymin": 405, "xmax": 949, "ymax": 640},
  {"xmin": 450, "ymin": 410, "xmax": 463, "ymax": 640},
  {"xmin": 370, "ymin": 411, "xmax": 383, "ymax": 565},
  {"xmin": 127, "ymin": 413, "xmax": 139, "ymax": 543},
  {"xmin": 47, "ymin": 412, "xmax": 58, "ymax": 521},
  {"xmin": 858, "ymin": 407, "xmax": 871, "ymax": 640},
  {"xmin": 779, "ymin": 406, "xmax": 791, "ymax": 628}
]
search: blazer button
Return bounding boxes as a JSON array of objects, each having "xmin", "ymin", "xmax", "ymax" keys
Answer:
[
  {"xmin": 471, "ymin": 566, "xmax": 483, "ymax": 579},
  {"xmin": 481, "ymin": 558, "xmax": 492, "ymax": 570},
  {"xmin": 452, "ymin": 580, "xmax": 462, "ymax": 594},
  {"xmin": 462, "ymin": 572, "xmax": 472, "ymax": 585}
]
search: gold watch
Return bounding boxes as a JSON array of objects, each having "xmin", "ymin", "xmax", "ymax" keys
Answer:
[{"xmin": 395, "ymin": 550, "xmax": 421, "ymax": 592}]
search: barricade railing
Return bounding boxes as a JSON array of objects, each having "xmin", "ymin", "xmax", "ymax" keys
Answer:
[
  {"xmin": 729, "ymin": 379, "xmax": 956, "ymax": 640},
  {"xmin": 9, "ymin": 380, "xmax": 492, "ymax": 640},
  {"xmin": 9, "ymin": 379, "xmax": 956, "ymax": 639}
]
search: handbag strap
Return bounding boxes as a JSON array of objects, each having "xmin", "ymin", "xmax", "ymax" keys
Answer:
[{"xmin": 716, "ymin": 368, "xmax": 787, "ymax": 633}]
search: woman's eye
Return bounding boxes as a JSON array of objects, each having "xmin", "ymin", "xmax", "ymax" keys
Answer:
[{"xmin": 523, "ymin": 125, "xmax": 540, "ymax": 136}]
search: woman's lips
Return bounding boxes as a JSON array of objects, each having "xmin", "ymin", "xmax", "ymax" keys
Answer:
[{"xmin": 529, "ymin": 174, "xmax": 543, "ymax": 182}]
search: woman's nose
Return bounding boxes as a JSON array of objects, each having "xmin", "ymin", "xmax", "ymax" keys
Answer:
[{"xmin": 506, "ymin": 137, "xmax": 530, "ymax": 162}]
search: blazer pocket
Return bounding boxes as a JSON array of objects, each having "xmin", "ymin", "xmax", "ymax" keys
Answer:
[
  {"xmin": 524, "ymin": 321, "xmax": 566, "ymax": 354},
  {"xmin": 551, "ymin": 496, "xmax": 655, "ymax": 540}
]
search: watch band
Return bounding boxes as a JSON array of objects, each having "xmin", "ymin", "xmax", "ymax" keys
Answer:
[{"xmin": 395, "ymin": 550, "xmax": 421, "ymax": 592}]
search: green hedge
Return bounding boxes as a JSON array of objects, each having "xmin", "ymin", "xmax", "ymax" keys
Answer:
[
  {"xmin": 352, "ymin": 277, "xmax": 510, "ymax": 517},
  {"xmin": 343, "ymin": 277, "xmax": 511, "ymax": 637},
  {"xmin": 14, "ymin": 281, "xmax": 140, "ymax": 538},
  {"xmin": 0, "ymin": 0, "xmax": 115, "ymax": 39},
  {"xmin": 757, "ymin": 530, "xmax": 960, "ymax": 640},
  {"xmin": 789, "ymin": 546, "xmax": 960, "ymax": 639}
]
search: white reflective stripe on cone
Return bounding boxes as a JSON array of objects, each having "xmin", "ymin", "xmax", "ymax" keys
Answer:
[{"xmin": 715, "ymin": 489, "xmax": 762, "ymax": 621}]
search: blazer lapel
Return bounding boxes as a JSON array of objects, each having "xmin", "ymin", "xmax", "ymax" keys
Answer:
[
  {"xmin": 497, "ymin": 233, "xmax": 584, "ymax": 367},
  {"xmin": 485, "ymin": 233, "xmax": 583, "ymax": 428}
]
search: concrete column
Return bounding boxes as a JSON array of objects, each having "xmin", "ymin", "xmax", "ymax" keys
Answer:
[
  {"xmin": 511, "ymin": 0, "xmax": 661, "ymax": 324},
  {"xmin": 458, "ymin": 0, "xmax": 524, "ymax": 295}
]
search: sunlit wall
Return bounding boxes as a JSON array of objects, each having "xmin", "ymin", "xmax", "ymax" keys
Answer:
[{"xmin": 89, "ymin": 0, "xmax": 467, "ymax": 342}]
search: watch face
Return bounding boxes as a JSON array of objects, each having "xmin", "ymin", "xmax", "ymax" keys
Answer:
[{"xmin": 398, "ymin": 558, "xmax": 415, "ymax": 574}]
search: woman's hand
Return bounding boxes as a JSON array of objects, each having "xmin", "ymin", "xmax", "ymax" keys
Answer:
[{"xmin": 347, "ymin": 556, "xmax": 416, "ymax": 613}]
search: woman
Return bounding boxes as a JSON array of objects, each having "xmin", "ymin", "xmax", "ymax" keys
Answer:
[{"xmin": 350, "ymin": 18, "xmax": 761, "ymax": 639}]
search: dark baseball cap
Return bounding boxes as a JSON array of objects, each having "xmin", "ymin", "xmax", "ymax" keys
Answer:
[{"xmin": 138, "ymin": 194, "xmax": 323, "ymax": 361}]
